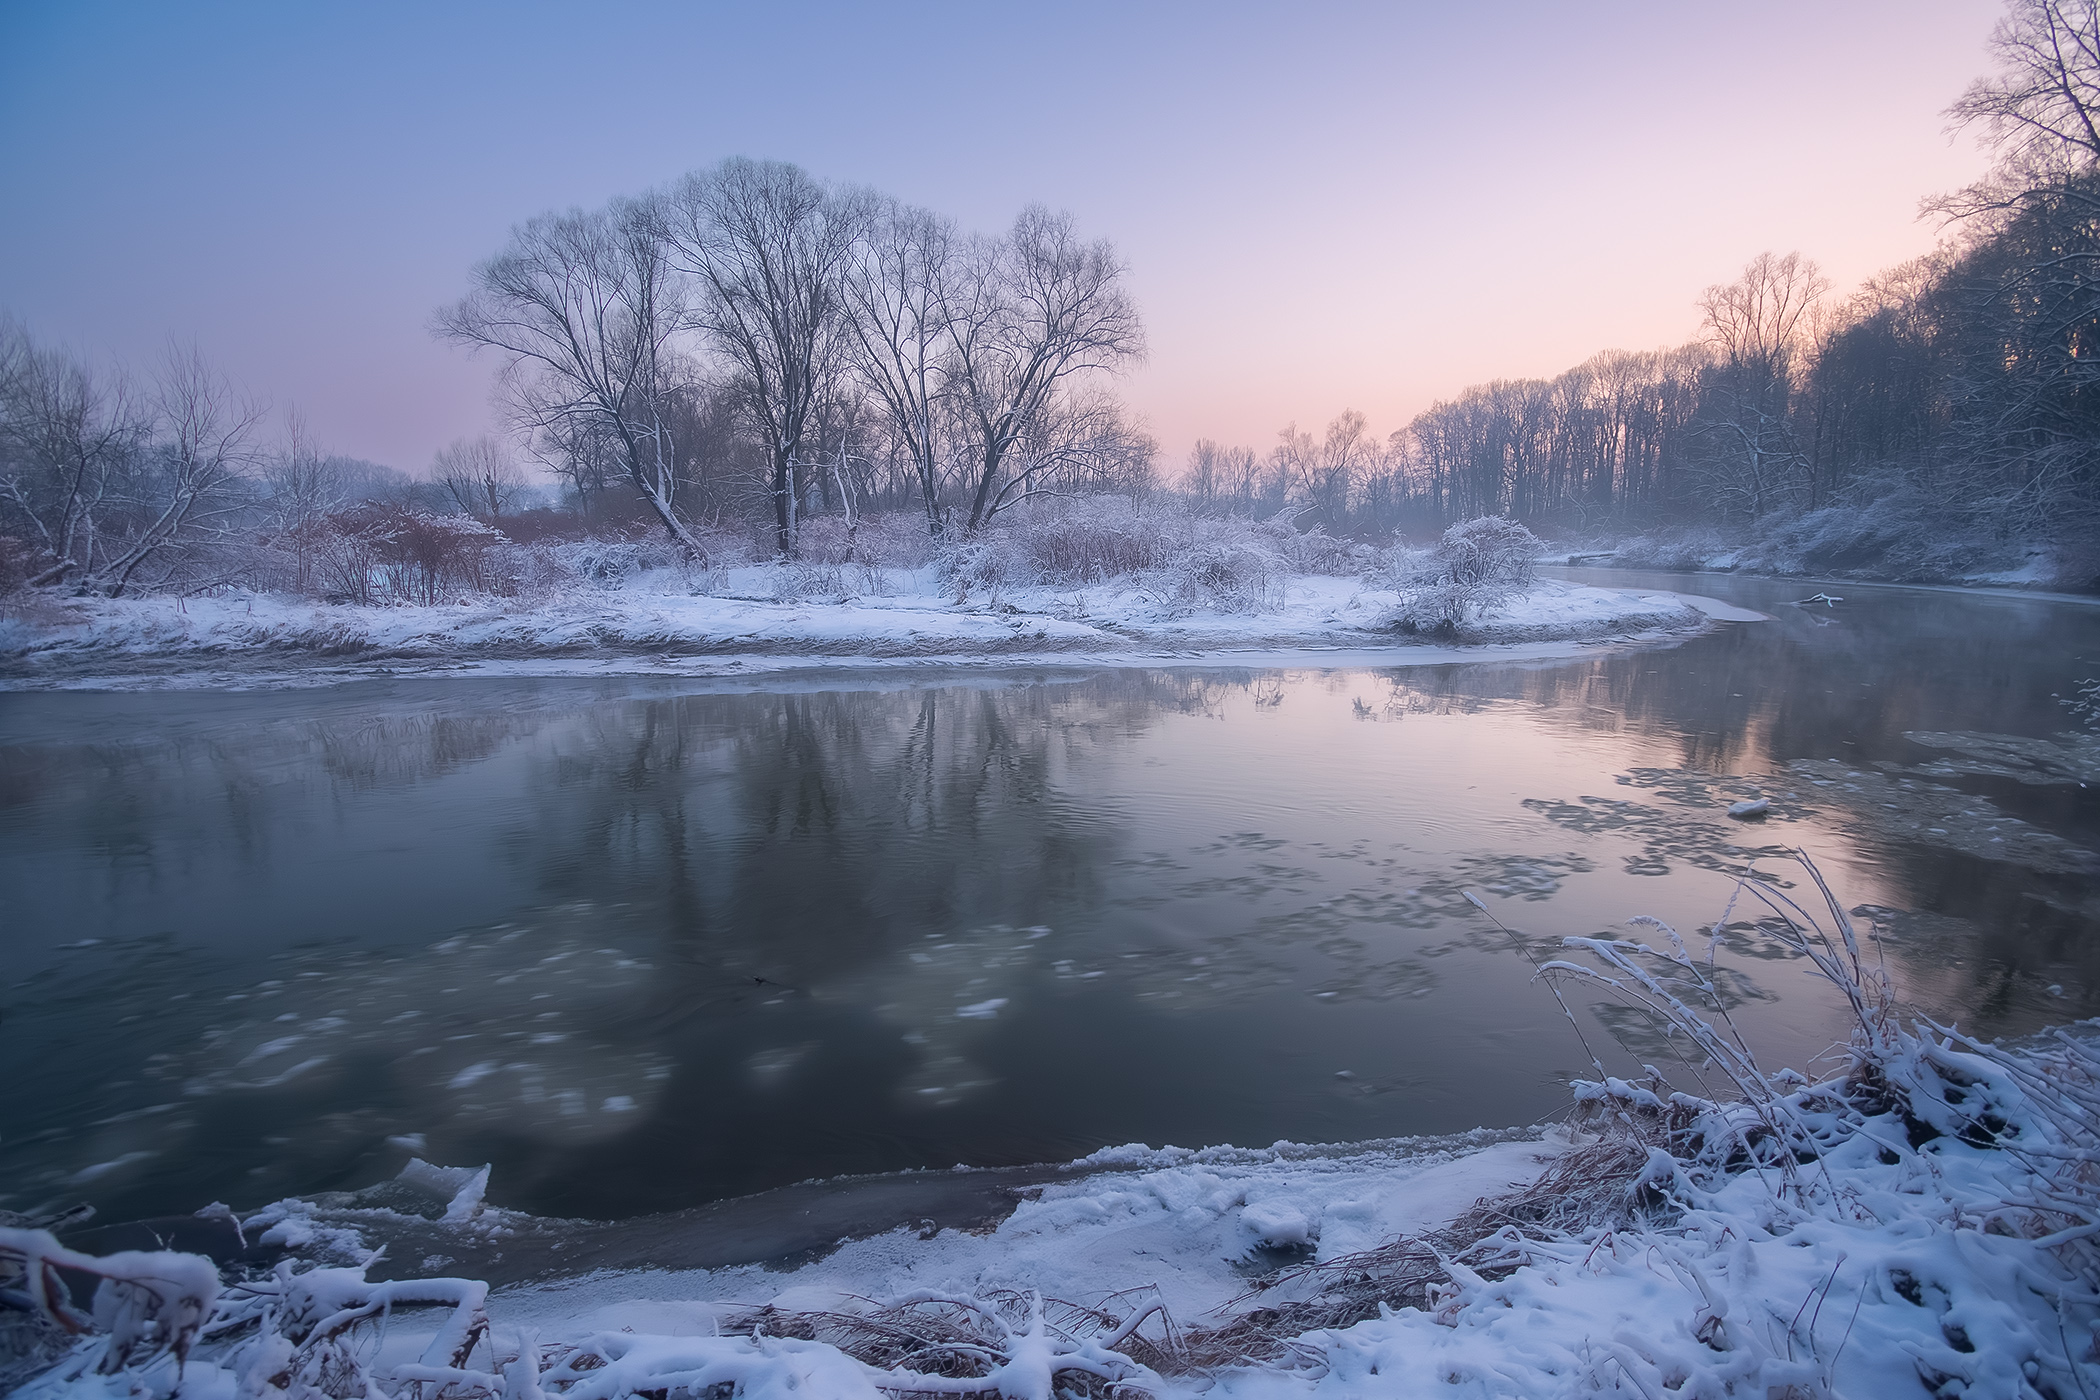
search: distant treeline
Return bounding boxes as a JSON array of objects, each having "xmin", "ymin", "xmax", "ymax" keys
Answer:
[{"xmin": 1182, "ymin": 0, "xmax": 2100, "ymax": 585}]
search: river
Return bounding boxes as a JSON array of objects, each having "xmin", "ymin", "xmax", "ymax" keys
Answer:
[{"xmin": 2, "ymin": 569, "xmax": 2095, "ymax": 1224}]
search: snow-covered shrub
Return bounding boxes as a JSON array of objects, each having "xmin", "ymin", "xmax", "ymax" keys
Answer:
[
  {"xmin": 794, "ymin": 511, "xmax": 935, "ymax": 569},
  {"xmin": 1390, "ymin": 515, "xmax": 1541, "ymax": 634},
  {"xmin": 935, "ymin": 534, "xmax": 1022, "ymax": 601},
  {"xmin": 0, "ymin": 1226, "xmax": 221, "ymax": 1382},
  {"xmin": 1160, "ymin": 541, "xmax": 1284, "ymax": 613},
  {"xmin": 556, "ymin": 538, "xmax": 670, "ymax": 588},
  {"xmin": 375, "ymin": 511, "xmax": 510, "ymax": 603},
  {"xmin": 1008, "ymin": 499, "xmax": 1173, "ymax": 583},
  {"xmin": 1436, "ymin": 515, "xmax": 1541, "ymax": 591},
  {"xmin": 486, "ymin": 540, "xmax": 579, "ymax": 601},
  {"xmin": 1252, "ymin": 515, "xmax": 1369, "ymax": 575},
  {"xmin": 935, "ymin": 496, "xmax": 1367, "ymax": 606},
  {"xmin": 769, "ymin": 557, "xmax": 848, "ymax": 601},
  {"xmin": 287, "ymin": 505, "xmax": 514, "ymax": 605},
  {"xmin": 1730, "ymin": 492, "xmax": 2021, "ymax": 582}
]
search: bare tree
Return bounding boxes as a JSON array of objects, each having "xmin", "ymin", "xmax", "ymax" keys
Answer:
[
  {"xmin": 947, "ymin": 206, "xmax": 1146, "ymax": 532},
  {"xmin": 1948, "ymin": 0, "xmax": 2100, "ymax": 189},
  {"xmin": 1692, "ymin": 253, "xmax": 1829, "ymax": 520},
  {"xmin": 436, "ymin": 198, "xmax": 705, "ymax": 558},
  {"xmin": 0, "ymin": 323, "xmax": 146, "ymax": 587},
  {"xmin": 1271, "ymin": 411, "xmax": 1373, "ymax": 532},
  {"xmin": 264, "ymin": 410, "xmax": 345, "ymax": 594},
  {"xmin": 100, "ymin": 344, "xmax": 265, "ymax": 594},
  {"xmin": 985, "ymin": 389, "xmax": 1155, "ymax": 514},
  {"xmin": 664, "ymin": 159, "xmax": 871, "ymax": 557},
  {"xmin": 0, "ymin": 328, "xmax": 255, "ymax": 594},
  {"xmin": 843, "ymin": 198, "xmax": 958, "ymax": 538},
  {"xmin": 433, "ymin": 435, "xmax": 525, "ymax": 520},
  {"xmin": 1699, "ymin": 252, "xmax": 1828, "ymax": 375}
]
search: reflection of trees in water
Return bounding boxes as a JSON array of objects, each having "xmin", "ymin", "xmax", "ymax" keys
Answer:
[
  {"xmin": 2, "ymin": 706, "xmax": 545, "ymax": 890},
  {"xmin": 1359, "ymin": 594, "xmax": 2099, "ymax": 779},
  {"xmin": 497, "ymin": 676, "xmax": 1240, "ymax": 1083},
  {"xmin": 1852, "ymin": 852, "xmax": 2100, "ymax": 1040}
]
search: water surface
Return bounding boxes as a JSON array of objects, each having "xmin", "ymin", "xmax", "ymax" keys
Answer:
[{"xmin": 3, "ymin": 570, "xmax": 2095, "ymax": 1222}]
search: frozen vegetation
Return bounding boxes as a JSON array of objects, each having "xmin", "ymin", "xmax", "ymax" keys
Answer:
[
  {"xmin": 7, "ymin": 859, "xmax": 2100, "ymax": 1399},
  {"xmin": 0, "ymin": 507, "xmax": 1716, "ymax": 685}
]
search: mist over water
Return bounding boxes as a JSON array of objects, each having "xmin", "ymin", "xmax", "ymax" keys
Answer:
[{"xmin": 2, "ymin": 571, "xmax": 2096, "ymax": 1224}]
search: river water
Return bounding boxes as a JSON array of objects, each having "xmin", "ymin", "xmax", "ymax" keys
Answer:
[{"xmin": 3, "ymin": 570, "xmax": 2096, "ymax": 1224}]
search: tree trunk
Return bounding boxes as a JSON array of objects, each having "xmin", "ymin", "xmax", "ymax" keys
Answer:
[
  {"xmin": 965, "ymin": 439, "xmax": 1005, "ymax": 533},
  {"xmin": 771, "ymin": 445, "xmax": 795, "ymax": 557}
]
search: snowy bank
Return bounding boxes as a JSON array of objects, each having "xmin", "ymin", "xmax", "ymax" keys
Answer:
[{"xmin": 0, "ymin": 572, "xmax": 1716, "ymax": 688}]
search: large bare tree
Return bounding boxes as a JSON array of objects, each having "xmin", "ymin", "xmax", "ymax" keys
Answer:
[
  {"xmin": 436, "ymin": 198, "xmax": 705, "ymax": 557},
  {"xmin": 664, "ymin": 159, "xmax": 870, "ymax": 557},
  {"xmin": 843, "ymin": 199, "xmax": 958, "ymax": 539},
  {"xmin": 1949, "ymin": 0, "xmax": 2100, "ymax": 188},
  {"xmin": 947, "ymin": 206, "xmax": 1145, "ymax": 533}
]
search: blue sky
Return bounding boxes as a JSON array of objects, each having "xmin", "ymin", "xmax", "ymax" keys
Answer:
[{"xmin": 0, "ymin": 0, "xmax": 2001, "ymax": 470}]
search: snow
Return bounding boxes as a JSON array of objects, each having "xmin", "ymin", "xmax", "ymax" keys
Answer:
[
  {"xmin": 0, "ymin": 570, "xmax": 1716, "ymax": 688},
  {"xmin": 13, "ymin": 1084, "xmax": 2100, "ymax": 1398}
]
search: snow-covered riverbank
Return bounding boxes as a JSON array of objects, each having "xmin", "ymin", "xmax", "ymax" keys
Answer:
[
  {"xmin": 9, "ymin": 860, "xmax": 2097, "ymax": 1400},
  {"xmin": 0, "ymin": 572, "xmax": 1725, "ymax": 689},
  {"xmin": 9, "ymin": 1074, "xmax": 2096, "ymax": 1400}
]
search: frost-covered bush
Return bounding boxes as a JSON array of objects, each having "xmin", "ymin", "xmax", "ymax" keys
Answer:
[
  {"xmin": 1008, "ymin": 499, "xmax": 1174, "ymax": 582},
  {"xmin": 1436, "ymin": 515, "xmax": 1541, "ymax": 591},
  {"xmin": 933, "ymin": 498, "xmax": 1171, "ymax": 598},
  {"xmin": 794, "ymin": 512, "xmax": 935, "ymax": 569},
  {"xmin": 1159, "ymin": 541, "xmax": 1284, "ymax": 614},
  {"xmin": 1251, "ymin": 515, "xmax": 1369, "ymax": 575},
  {"xmin": 1389, "ymin": 515, "xmax": 1541, "ymax": 633},
  {"xmin": 1730, "ymin": 492, "xmax": 2022, "ymax": 582},
  {"xmin": 769, "ymin": 557, "xmax": 851, "ymax": 601},
  {"xmin": 555, "ymin": 537, "xmax": 683, "ymax": 587},
  {"xmin": 290, "ymin": 505, "xmax": 514, "ymax": 605},
  {"xmin": 935, "ymin": 534, "xmax": 1022, "ymax": 601}
]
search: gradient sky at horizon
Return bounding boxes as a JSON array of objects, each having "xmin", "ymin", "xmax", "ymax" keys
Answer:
[{"xmin": 1, "ymin": 0, "xmax": 2004, "ymax": 474}]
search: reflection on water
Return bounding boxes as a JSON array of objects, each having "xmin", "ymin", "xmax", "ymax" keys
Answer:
[{"xmin": 2, "ymin": 571, "xmax": 2097, "ymax": 1223}]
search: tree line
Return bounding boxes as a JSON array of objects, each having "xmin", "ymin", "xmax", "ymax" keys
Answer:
[{"xmin": 1185, "ymin": 0, "xmax": 2100, "ymax": 583}]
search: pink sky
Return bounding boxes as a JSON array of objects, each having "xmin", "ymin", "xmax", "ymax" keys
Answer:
[{"xmin": 0, "ymin": 1, "xmax": 2001, "ymax": 474}]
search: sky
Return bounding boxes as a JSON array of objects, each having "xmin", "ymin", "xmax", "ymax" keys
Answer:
[{"xmin": 0, "ymin": 0, "xmax": 2004, "ymax": 475}]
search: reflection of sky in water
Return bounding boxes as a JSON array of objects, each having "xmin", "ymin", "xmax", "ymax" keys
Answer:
[{"xmin": 2, "ymin": 573, "xmax": 2097, "ymax": 1222}]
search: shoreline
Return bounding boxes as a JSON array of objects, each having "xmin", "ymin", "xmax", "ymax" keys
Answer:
[
  {"xmin": 0, "ymin": 576, "xmax": 1733, "ymax": 691},
  {"xmin": 1546, "ymin": 555, "xmax": 2100, "ymax": 605}
]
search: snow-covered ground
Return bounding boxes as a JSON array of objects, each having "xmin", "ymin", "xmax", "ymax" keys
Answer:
[
  {"xmin": 11, "ymin": 1066, "xmax": 2098, "ymax": 1400},
  {"xmin": 0, "ymin": 570, "xmax": 1722, "ymax": 688}
]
